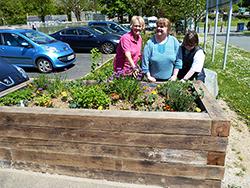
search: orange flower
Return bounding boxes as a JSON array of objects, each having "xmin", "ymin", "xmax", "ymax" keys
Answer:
[{"xmin": 110, "ymin": 93, "xmax": 120, "ymax": 100}]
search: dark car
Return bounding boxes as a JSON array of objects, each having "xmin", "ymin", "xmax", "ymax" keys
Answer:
[
  {"xmin": 175, "ymin": 20, "xmax": 185, "ymax": 34},
  {"xmin": 90, "ymin": 25, "xmax": 123, "ymax": 36},
  {"xmin": 247, "ymin": 21, "xmax": 250, "ymax": 31},
  {"xmin": 50, "ymin": 26, "xmax": 120, "ymax": 54},
  {"xmin": 88, "ymin": 21, "xmax": 130, "ymax": 35},
  {"xmin": 0, "ymin": 62, "xmax": 30, "ymax": 97},
  {"xmin": 0, "ymin": 29, "xmax": 76, "ymax": 73}
]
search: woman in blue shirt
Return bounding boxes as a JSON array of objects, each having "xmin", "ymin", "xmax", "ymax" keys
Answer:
[{"xmin": 142, "ymin": 18, "xmax": 182, "ymax": 82}]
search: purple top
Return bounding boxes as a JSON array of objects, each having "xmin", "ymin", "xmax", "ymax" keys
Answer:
[{"xmin": 113, "ymin": 31, "xmax": 142, "ymax": 74}]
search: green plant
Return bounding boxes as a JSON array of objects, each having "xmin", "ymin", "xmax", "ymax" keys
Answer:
[
  {"xmin": 0, "ymin": 87, "xmax": 34, "ymax": 106},
  {"xmin": 46, "ymin": 75, "xmax": 68, "ymax": 97},
  {"xmin": 227, "ymin": 184, "xmax": 242, "ymax": 188},
  {"xmin": 69, "ymin": 84, "xmax": 111, "ymax": 109},
  {"xmin": 108, "ymin": 76, "xmax": 143, "ymax": 103},
  {"xmin": 157, "ymin": 81, "xmax": 201, "ymax": 112},
  {"xmin": 90, "ymin": 48, "xmax": 102, "ymax": 73},
  {"xmin": 83, "ymin": 59, "xmax": 113, "ymax": 82},
  {"xmin": 205, "ymin": 39, "xmax": 250, "ymax": 125},
  {"xmin": 33, "ymin": 94, "xmax": 53, "ymax": 107},
  {"xmin": 33, "ymin": 74, "xmax": 50, "ymax": 90}
]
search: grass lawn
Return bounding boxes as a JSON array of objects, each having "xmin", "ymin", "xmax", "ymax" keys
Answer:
[{"xmin": 204, "ymin": 39, "xmax": 250, "ymax": 126}]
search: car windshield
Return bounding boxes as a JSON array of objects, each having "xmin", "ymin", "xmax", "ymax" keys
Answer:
[
  {"xmin": 92, "ymin": 28, "xmax": 106, "ymax": 34},
  {"xmin": 21, "ymin": 30, "xmax": 57, "ymax": 44}
]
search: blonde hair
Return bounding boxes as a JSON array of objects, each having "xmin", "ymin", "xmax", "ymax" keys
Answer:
[
  {"xmin": 130, "ymin": 16, "xmax": 145, "ymax": 30},
  {"xmin": 156, "ymin": 18, "xmax": 171, "ymax": 33}
]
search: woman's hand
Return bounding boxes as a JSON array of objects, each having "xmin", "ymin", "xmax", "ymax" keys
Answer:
[
  {"xmin": 147, "ymin": 75, "xmax": 156, "ymax": 82},
  {"xmin": 169, "ymin": 75, "xmax": 177, "ymax": 81}
]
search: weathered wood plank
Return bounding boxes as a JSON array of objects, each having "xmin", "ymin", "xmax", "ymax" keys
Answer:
[
  {"xmin": 0, "ymin": 126, "xmax": 228, "ymax": 151},
  {"xmin": 207, "ymin": 151, "xmax": 226, "ymax": 166},
  {"xmin": 9, "ymin": 161, "xmax": 222, "ymax": 188},
  {"xmin": 0, "ymin": 107, "xmax": 212, "ymax": 136},
  {"xmin": 9, "ymin": 149, "xmax": 224, "ymax": 180},
  {"xmin": 194, "ymin": 82, "xmax": 231, "ymax": 137},
  {"xmin": 0, "ymin": 137, "xmax": 208, "ymax": 165},
  {"xmin": 0, "ymin": 148, "xmax": 11, "ymax": 161}
]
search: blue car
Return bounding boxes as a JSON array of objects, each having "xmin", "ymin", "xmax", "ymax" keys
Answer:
[
  {"xmin": 0, "ymin": 61, "xmax": 29, "ymax": 97},
  {"xmin": 90, "ymin": 25, "xmax": 123, "ymax": 37},
  {"xmin": 50, "ymin": 26, "xmax": 120, "ymax": 54},
  {"xmin": 88, "ymin": 21, "xmax": 130, "ymax": 35},
  {"xmin": 0, "ymin": 29, "xmax": 76, "ymax": 73}
]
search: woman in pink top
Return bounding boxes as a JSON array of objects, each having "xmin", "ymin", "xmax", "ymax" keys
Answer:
[{"xmin": 113, "ymin": 16, "xmax": 145, "ymax": 75}]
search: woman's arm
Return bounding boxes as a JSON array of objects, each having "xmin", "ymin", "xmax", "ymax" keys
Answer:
[
  {"xmin": 169, "ymin": 68, "xmax": 179, "ymax": 81},
  {"xmin": 181, "ymin": 49, "xmax": 205, "ymax": 81},
  {"xmin": 142, "ymin": 40, "xmax": 156, "ymax": 82},
  {"xmin": 170, "ymin": 38, "xmax": 182, "ymax": 81},
  {"xmin": 125, "ymin": 51, "xmax": 136, "ymax": 68}
]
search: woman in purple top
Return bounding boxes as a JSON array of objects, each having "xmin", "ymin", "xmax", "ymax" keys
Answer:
[{"xmin": 113, "ymin": 16, "xmax": 145, "ymax": 75}]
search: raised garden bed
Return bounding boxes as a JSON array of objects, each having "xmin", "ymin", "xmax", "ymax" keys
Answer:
[{"xmin": 0, "ymin": 81, "xmax": 230, "ymax": 188}]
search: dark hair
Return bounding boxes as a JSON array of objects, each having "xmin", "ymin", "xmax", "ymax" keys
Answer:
[{"xmin": 182, "ymin": 30, "xmax": 199, "ymax": 47}]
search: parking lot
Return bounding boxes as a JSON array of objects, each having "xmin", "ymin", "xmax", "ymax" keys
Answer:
[{"xmin": 25, "ymin": 53, "xmax": 114, "ymax": 80}]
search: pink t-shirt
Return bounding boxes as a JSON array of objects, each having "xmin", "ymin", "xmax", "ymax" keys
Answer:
[{"xmin": 113, "ymin": 31, "xmax": 142, "ymax": 74}]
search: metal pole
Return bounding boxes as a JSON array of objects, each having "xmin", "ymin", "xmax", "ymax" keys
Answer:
[
  {"xmin": 223, "ymin": 0, "xmax": 233, "ymax": 70},
  {"xmin": 204, "ymin": 0, "xmax": 209, "ymax": 52},
  {"xmin": 212, "ymin": 0, "xmax": 219, "ymax": 63}
]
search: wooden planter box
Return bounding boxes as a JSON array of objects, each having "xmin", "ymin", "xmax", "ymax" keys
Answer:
[{"xmin": 0, "ymin": 82, "xmax": 230, "ymax": 188}]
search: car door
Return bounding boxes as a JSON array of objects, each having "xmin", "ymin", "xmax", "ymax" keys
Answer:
[
  {"xmin": 77, "ymin": 28, "xmax": 100, "ymax": 49},
  {"xmin": 1, "ymin": 33, "xmax": 35, "ymax": 66},
  {"xmin": 0, "ymin": 33, "xmax": 5, "ymax": 63},
  {"xmin": 59, "ymin": 29, "xmax": 79, "ymax": 49}
]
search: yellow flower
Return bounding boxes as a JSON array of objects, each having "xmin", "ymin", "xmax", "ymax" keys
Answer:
[
  {"xmin": 61, "ymin": 91, "xmax": 68, "ymax": 97},
  {"xmin": 195, "ymin": 107, "xmax": 201, "ymax": 112},
  {"xmin": 98, "ymin": 106, "xmax": 103, "ymax": 110},
  {"xmin": 151, "ymin": 90, "xmax": 157, "ymax": 95}
]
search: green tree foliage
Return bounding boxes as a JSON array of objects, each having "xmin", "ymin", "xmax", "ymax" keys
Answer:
[
  {"xmin": 0, "ymin": 0, "xmax": 27, "ymax": 24},
  {"xmin": 0, "ymin": 0, "xmax": 56, "ymax": 24},
  {"xmin": 57, "ymin": 0, "xmax": 101, "ymax": 21}
]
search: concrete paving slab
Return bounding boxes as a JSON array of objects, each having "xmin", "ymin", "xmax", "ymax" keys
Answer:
[{"xmin": 0, "ymin": 168, "xmax": 161, "ymax": 188}]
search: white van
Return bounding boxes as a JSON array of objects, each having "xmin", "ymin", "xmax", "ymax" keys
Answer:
[{"xmin": 144, "ymin": 16, "xmax": 157, "ymax": 31}]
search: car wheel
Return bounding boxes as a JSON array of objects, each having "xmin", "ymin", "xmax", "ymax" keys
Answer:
[
  {"xmin": 101, "ymin": 42, "xmax": 115, "ymax": 54},
  {"xmin": 36, "ymin": 58, "xmax": 53, "ymax": 73}
]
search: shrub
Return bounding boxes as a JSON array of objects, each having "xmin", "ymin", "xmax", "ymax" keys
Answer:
[
  {"xmin": 0, "ymin": 87, "xmax": 34, "ymax": 106},
  {"xmin": 157, "ymin": 81, "xmax": 202, "ymax": 112},
  {"xmin": 69, "ymin": 84, "xmax": 111, "ymax": 109},
  {"xmin": 107, "ymin": 74, "xmax": 143, "ymax": 103}
]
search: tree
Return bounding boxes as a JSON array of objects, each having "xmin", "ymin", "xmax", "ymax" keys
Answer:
[
  {"xmin": 57, "ymin": 0, "xmax": 101, "ymax": 21},
  {"xmin": 26, "ymin": 0, "xmax": 56, "ymax": 22}
]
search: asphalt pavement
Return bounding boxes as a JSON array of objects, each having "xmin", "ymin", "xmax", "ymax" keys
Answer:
[
  {"xmin": 199, "ymin": 26, "xmax": 250, "ymax": 52},
  {"xmin": 25, "ymin": 53, "xmax": 114, "ymax": 80}
]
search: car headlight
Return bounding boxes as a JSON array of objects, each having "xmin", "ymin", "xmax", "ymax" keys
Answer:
[
  {"xmin": 113, "ymin": 39, "xmax": 120, "ymax": 44},
  {"xmin": 44, "ymin": 46, "xmax": 59, "ymax": 53},
  {"xmin": 13, "ymin": 65, "xmax": 29, "ymax": 79}
]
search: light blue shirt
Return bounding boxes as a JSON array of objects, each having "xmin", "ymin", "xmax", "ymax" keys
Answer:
[{"xmin": 142, "ymin": 35, "xmax": 182, "ymax": 80}]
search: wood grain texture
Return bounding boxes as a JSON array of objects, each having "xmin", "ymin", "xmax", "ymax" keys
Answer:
[
  {"xmin": 207, "ymin": 151, "xmax": 226, "ymax": 166},
  {"xmin": 194, "ymin": 81, "xmax": 231, "ymax": 137},
  {"xmin": 9, "ymin": 161, "xmax": 222, "ymax": 188},
  {"xmin": 0, "ymin": 125, "xmax": 228, "ymax": 151},
  {"xmin": 7, "ymin": 149, "xmax": 224, "ymax": 180},
  {"xmin": 0, "ymin": 107, "xmax": 212, "ymax": 136},
  {"xmin": 0, "ymin": 137, "xmax": 208, "ymax": 165}
]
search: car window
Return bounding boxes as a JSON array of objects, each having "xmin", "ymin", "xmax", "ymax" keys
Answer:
[
  {"xmin": 61, "ymin": 29, "xmax": 78, "ymax": 35},
  {"xmin": 93, "ymin": 27, "xmax": 106, "ymax": 34},
  {"xmin": 94, "ymin": 23, "xmax": 106, "ymax": 26},
  {"xmin": 21, "ymin": 30, "xmax": 56, "ymax": 44},
  {"xmin": 109, "ymin": 24, "xmax": 120, "ymax": 32},
  {"xmin": 78, "ymin": 29, "xmax": 91, "ymax": 36},
  {"xmin": 2, "ymin": 33, "xmax": 26, "ymax": 47},
  {"xmin": 0, "ymin": 34, "xmax": 3, "ymax": 45}
]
